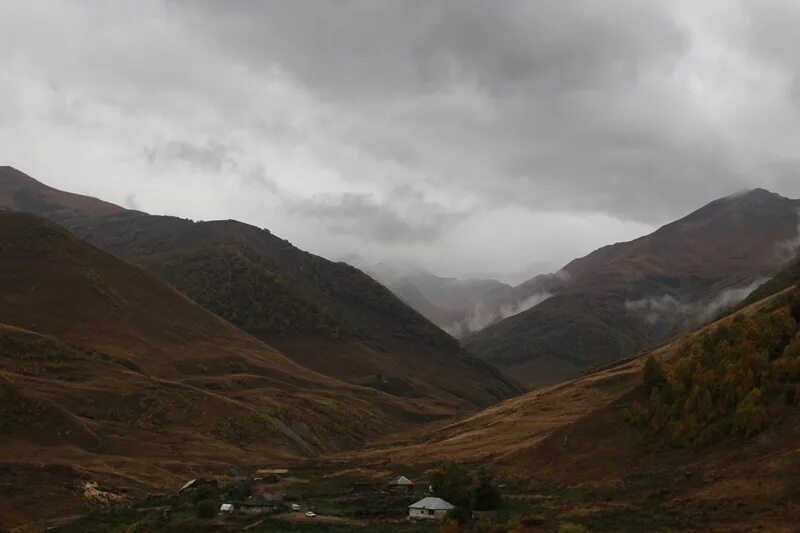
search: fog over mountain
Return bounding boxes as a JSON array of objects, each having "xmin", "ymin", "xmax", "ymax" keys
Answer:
[{"xmin": 3, "ymin": 1, "xmax": 800, "ymax": 282}]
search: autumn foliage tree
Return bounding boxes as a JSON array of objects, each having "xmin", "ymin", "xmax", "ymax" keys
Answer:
[{"xmin": 627, "ymin": 300, "xmax": 800, "ymax": 447}]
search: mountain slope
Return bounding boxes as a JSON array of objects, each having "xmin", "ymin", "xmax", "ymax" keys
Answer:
[
  {"xmin": 0, "ymin": 212, "xmax": 420, "ymax": 445},
  {"xmin": 0, "ymin": 211, "xmax": 464, "ymax": 528},
  {"xmin": 0, "ymin": 166, "xmax": 521, "ymax": 410},
  {"xmin": 350, "ymin": 275, "xmax": 800, "ymax": 531},
  {"xmin": 465, "ymin": 189, "xmax": 800, "ymax": 387}
]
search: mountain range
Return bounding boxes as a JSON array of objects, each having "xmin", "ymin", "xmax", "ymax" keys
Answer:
[
  {"xmin": 0, "ymin": 166, "xmax": 521, "ymax": 412},
  {"xmin": 345, "ymin": 190, "xmax": 800, "ymax": 389},
  {"xmin": 347, "ymin": 256, "xmax": 800, "ymax": 531},
  {"xmin": 344, "ymin": 259, "xmax": 523, "ymax": 337},
  {"xmin": 462, "ymin": 189, "xmax": 800, "ymax": 387},
  {"xmin": 5, "ymin": 165, "xmax": 800, "ymax": 530}
]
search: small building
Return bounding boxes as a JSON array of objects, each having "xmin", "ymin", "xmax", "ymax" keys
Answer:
[
  {"xmin": 389, "ymin": 475, "xmax": 414, "ymax": 493},
  {"xmin": 219, "ymin": 503, "xmax": 234, "ymax": 513},
  {"xmin": 408, "ymin": 497, "xmax": 455, "ymax": 521},
  {"xmin": 230, "ymin": 495, "xmax": 288, "ymax": 515}
]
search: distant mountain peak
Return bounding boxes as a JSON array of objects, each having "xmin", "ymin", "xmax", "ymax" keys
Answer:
[{"xmin": 467, "ymin": 188, "xmax": 800, "ymax": 388}]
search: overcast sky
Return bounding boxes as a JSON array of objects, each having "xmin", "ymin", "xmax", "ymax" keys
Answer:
[{"xmin": 2, "ymin": 1, "xmax": 800, "ymax": 283}]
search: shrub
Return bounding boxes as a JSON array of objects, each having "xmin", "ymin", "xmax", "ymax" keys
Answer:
[
  {"xmin": 558, "ymin": 522, "xmax": 589, "ymax": 533},
  {"xmin": 432, "ymin": 463, "xmax": 472, "ymax": 509},
  {"xmin": 733, "ymin": 389, "xmax": 768, "ymax": 437},
  {"xmin": 191, "ymin": 484, "xmax": 217, "ymax": 504},
  {"xmin": 446, "ymin": 506, "xmax": 469, "ymax": 525},
  {"xmin": 471, "ymin": 469, "xmax": 502, "ymax": 511},
  {"xmin": 506, "ymin": 517, "xmax": 522, "ymax": 531},
  {"xmin": 195, "ymin": 499, "xmax": 217, "ymax": 519},
  {"xmin": 643, "ymin": 356, "xmax": 666, "ymax": 391}
]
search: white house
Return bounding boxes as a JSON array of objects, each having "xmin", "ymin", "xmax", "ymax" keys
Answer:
[
  {"xmin": 408, "ymin": 497, "xmax": 455, "ymax": 520},
  {"xmin": 219, "ymin": 503, "xmax": 234, "ymax": 513}
]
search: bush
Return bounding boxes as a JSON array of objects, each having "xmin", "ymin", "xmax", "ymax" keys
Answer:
[
  {"xmin": 191, "ymin": 484, "xmax": 217, "ymax": 504},
  {"xmin": 558, "ymin": 522, "xmax": 589, "ymax": 533},
  {"xmin": 733, "ymin": 389, "xmax": 768, "ymax": 437},
  {"xmin": 195, "ymin": 499, "xmax": 217, "ymax": 519},
  {"xmin": 506, "ymin": 517, "xmax": 522, "ymax": 532},
  {"xmin": 446, "ymin": 506, "xmax": 469, "ymax": 525},
  {"xmin": 643, "ymin": 356, "xmax": 666, "ymax": 391},
  {"xmin": 471, "ymin": 469, "xmax": 502, "ymax": 511},
  {"xmin": 432, "ymin": 463, "xmax": 473, "ymax": 509}
]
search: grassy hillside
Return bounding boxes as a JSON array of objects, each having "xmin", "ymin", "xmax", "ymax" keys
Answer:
[
  {"xmin": 343, "ymin": 274, "xmax": 800, "ymax": 531},
  {"xmin": 0, "ymin": 212, "xmax": 460, "ymax": 530},
  {"xmin": 0, "ymin": 166, "xmax": 521, "ymax": 410}
]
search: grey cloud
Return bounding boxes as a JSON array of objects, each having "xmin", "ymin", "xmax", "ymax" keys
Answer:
[
  {"xmin": 242, "ymin": 165, "xmax": 278, "ymax": 192},
  {"xmin": 171, "ymin": 0, "xmax": 800, "ymax": 224},
  {"xmin": 4, "ymin": 1, "xmax": 800, "ymax": 281},
  {"xmin": 179, "ymin": 1, "xmax": 686, "ymax": 100},
  {"xmin": 144, "ymin": 140, "xmax": 235, "ymax": 172},
  {"xmin": 286, "ymin": 189, "xmax": 470, "ymax": 244}
]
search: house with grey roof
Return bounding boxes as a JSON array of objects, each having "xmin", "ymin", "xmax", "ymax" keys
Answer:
[{"xmin": 408, "ymin": 496, "xmax": 455, "ymax": 520}]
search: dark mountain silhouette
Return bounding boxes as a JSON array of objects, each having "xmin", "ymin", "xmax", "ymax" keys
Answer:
[
  {"xmin": 0, "ymin": 210, "xmax": 492, "ymax": 527},
  {"xmin": 0, "ymin": 166, "xmax": 522, "ymax": 410},
  {"xmin": 465, "ymin": 189, "xmax": 800, "ymax": 387}
]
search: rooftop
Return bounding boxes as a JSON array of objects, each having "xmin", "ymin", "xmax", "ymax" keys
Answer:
[{"xmin": 409, "ymin": 497, "xmax": 454, "ymax": 511}]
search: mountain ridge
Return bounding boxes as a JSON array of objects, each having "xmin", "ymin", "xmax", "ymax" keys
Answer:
[
  {"xmin": 465, "ymin": 188, "xmax": 800, "ymax": 387},
  {"xmin": 0, "ymin": 166, "xmax": 522, "ymax": 409}
]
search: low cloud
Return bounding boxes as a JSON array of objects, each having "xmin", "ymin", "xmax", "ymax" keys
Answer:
[
  {"xmin": 446, "ymin": 291, "xmax": 553, "ymax": 337},
  {"xmin": 625, "ymin": 279, "xmax": 767, "ymax": 328},
  {"xmin": 776, "ymin": 209, "xmax": 800, "ymax": 263},
  {"xmin": 123, "ymin": 193, "xmax": 139, "ymax": 211}
]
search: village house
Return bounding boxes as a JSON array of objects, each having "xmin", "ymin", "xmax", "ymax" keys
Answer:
[
  {"xmin": 408, "ymin": 497, "xmax": 455, "ymax": 521},
  {"xmin": 253, "ymin": 468, "xmax": 289, "ymax": 484},
  {"xmin": 388, "ymin": 475, "xmax": 414, "ymax": 494},
  {"xmin": 229, "ymin": 495, "xmax": 287, "ymax": 515}
]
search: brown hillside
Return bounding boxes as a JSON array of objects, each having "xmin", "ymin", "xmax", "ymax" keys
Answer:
[
  {"xmin": 466, "ymin": 188, "xmax": 800, "ymax": 388},
  {"xmin": 348, "ymin": 283, "xmax": 800, "ymax": 531},
  {"xmin": 0, "ymin": 166, "xmax": 521, "ymax": 411},
  {"xmin": 0, "ymin": 212, "xmax": 460, "ymax": 530}
]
